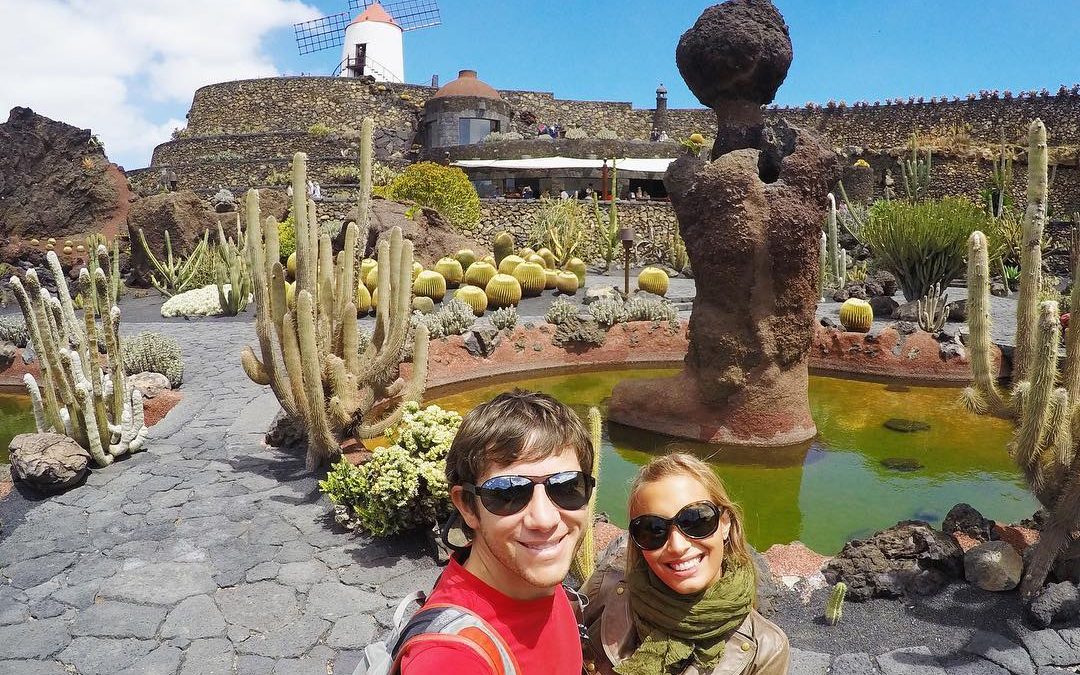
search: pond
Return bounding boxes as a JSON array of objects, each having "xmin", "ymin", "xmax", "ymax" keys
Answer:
[
  {"xmin": 0, "ymin": 392, "xmax": 37, "ymax": 464},
  {"xmin": 431, "ymin": 368, "xmax": 1037, "ymax": 555}
]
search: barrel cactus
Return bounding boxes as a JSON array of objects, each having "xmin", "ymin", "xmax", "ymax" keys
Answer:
[
  {"xmin": 287, "ymin": 252, "xmax": 297, "ymax": 281},
  {"xmin": 411, "ymin": 261, "xmax": 423, "ymax": 282},
  {"xmin": 486, "ymin": 273, "xmax": 522, "ymax": 308},
  {"xmin": 556, "ymin": 271, "xmax": 579, "ymax": 295},
  {"xmin": 518, "ymin": 247, "xmax": 536, "ymax": 259},
  {"xmin": 526, "ymin": 254, "xmax": 547, "ymax": 268},
  {"xmin": 544, "ymin": 269, "xmax": 559, "ymax": 290},
  {"xmin": 513, "ymin": 261, "xmax": 546, "ymax": 297},
  {"xmin": 364, "ymin": 265, "xmax": 379, "ymax": 292},
  {"xmin": 464, "ymin": 260, "xmax": 497, "ymax": 289},
  {"xmin": 536, "ymin": 248, "xmax": 557, "ymax": 269},
  {"xmin": 360, "ymin": 258, "xmax": 377, "ymax": 285},
  {"xmin": 411, "ymin": 296, "xmax": 436, "ymax": 314},
  {"xmin": 413, "ymin": 270, "xmax": 448, "ymax": 302},
  {"xmin": 565, "ymin": 257, "xmax": 587, "ymax": 286},
  {"xmin": 355, "ymin": 281, "xmax": 372, "ymax": 315},
  {"xmin": 454, "ymin": 249, "xmax": 476, "ymax": 271},
  {"xmin": 434, "ymin": 257, "xmax": 464, "ymax": 288},
  {"xmin": 498, "ymin": 254, "xmax": 525, "ymax": 275},
  {"xmin": 637, "ymin": 267, "xmax": 670, "ymax": 296},
  {"xmin": 286, "ymin": 282, "xmax": 296, "ymax": 310},
  {"xmin": 480, "ymin": 254, "xmax": 496, "ymax": 267},
  {"xmin": 454, "ymin": 285, "xmax": 488, "ymax": 316},
  {"xmin": 839, "ymin": 298, "xmax": 873, "ymax": 332},
  {"xmin": 493, "ymin": 231, "xmax": 514, "ymax": 265}
]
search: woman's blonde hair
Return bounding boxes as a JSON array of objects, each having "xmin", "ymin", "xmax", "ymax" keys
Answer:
[{"xmin": 626, "ymin": 452, "xmax": 756, "ymax": 585}]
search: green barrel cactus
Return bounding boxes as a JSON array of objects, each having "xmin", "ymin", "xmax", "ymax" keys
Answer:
[
  {"xmin": 486, "ymin": 273, "xmax": 522, "ymax": 308},
  {"xmin": 454, "ymin": 249, "xmax": 476, "ymax": 272},
  {"xmin": 556, "ymin": 271, "xmax": 579, "ymax": 295},
  {"xmin": 411, "ymin": 296, "xmax": 435, "ymax": 314},
  {"xmin": 517, "ymin": 247, "xmax": 536, "ymax": 260},
  {"xmin": 839, "ymin": 298, "xmax": 873, "ymax": 332},
  {"xmin": 413, "ymin": 270, "xmax": 447, "ymax": 303},
  {"xmin": 493, "ymin": 231, "xmax": 514, "ymax": 266},
  {"xmin": 411, "ymin": 261, "xmax": 423, "ymax": 282},
  {"xmin": 355, "ymin": 280, "xmax": 372, "ymax": 315},
  {"xmin": 364, "ymin": 265, "xmax": 379, "ymax": 292},
  {"xmin": 544, "ymin": 268, "xmax": 559, "ymax": 290},
  {"xmin": 637, "ymin": 267, "xmax": 670, "ymax": 296},
  {"xmin": 565, "ymin": 257, "xmax": 587, "ymax": 286},
  {"xmin": 454, "ymin": 285, "xmax": 488, "ymax": 316},
  {"xmin": 498, "ymin": 254, "xmax": 525, "ymax": 275},
  {"xmin": 434, "ymin": 257, "xmax": 464, "ymax": 288},
  {"xmin": 536, "ymin": 247, "xmax": 557, "ymax": 270},
  {"xmin": 464, "ymin": 260, "xmax": 497, "ymax": 289}
]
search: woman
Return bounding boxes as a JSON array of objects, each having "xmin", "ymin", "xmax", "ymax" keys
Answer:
[{"xmin": 581, "ymin": 453, "xmax": 789, "ymax": 675}]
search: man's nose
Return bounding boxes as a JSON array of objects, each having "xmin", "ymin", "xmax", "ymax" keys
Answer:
[{"xmin": 522, "ymin": 484, "xmax": 560, "ymax": 530}]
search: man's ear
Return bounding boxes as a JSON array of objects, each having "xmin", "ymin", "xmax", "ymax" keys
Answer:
[{"xmin": 450, "ymin": 485, "xmax": 481, "ymax": 531}]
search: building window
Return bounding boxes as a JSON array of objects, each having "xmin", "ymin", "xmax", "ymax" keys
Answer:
[{"xmin": 459, "ymin": 118, "xmax": 498, "ymax": 145}]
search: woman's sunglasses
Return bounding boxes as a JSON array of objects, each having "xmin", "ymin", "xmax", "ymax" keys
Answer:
[
  {"xmin": 628, "ymin": 501, "xmax": 723, "ymax": 551},
  {"xmin": 463, "ymin": 471, "xmax": 595, "ymax": 516}
]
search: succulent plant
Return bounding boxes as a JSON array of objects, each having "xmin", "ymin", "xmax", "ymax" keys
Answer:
[
  {"xmin": 590, "ymin": 297, "xmax": 627, "ymax": 327},
  {"xmin": 517, "ymin": 247, "xmax": 536, "ymax": 259},
  {"xmin": 498, "ymin": 254, "xmax": 525, "ymax": 275},
  {"xmin": 0, "ymin": 316, "xmax": 29, "ymax": 347},
  {"xmin": 526, "ymin": 253, "xmax": 547, "ymax": 268},
  {"xmin": 454, "ymin": 285, "xmax": 488, "ymax": 316},
  {"xmin": 464, "ymin": 260, "xmax": 497, "ymax": 289},
  {"xmin": 490, "ymin": 306, "xmax": 518, "ymax": 331},
  {"xmin": 545, "ymin": 297, "xmax": 579, "ymax": 325},
  {"xmin": 480, "ymin": 254, "xmax": 496, "ymax": 267},
  {"xmin": 626, "ymin": 297, "xmax": 677, "ymax": 322},
  {"xmin": 565, "ymin": 257, "xmax": 587, "ymax": 286},
  {"xmin": 122, "ymin": 331, "xmax": 184, "ymax": 388},
  {"xmin": 536, "ymin": 247, "xmax": 557, "ymax": 269},
  {"xmin": 364, "ymin": 265, "xmax": 379, "ymax": 292},
  {"xmin": 360, "ymin": 258, "xmax": 377, "ymax": 286},
  {"xmin": 454, "ymin": 249, "xmax": 476, "ymax": 271},
  {"xmin": 485, "ymin": 273, "xmax": 522, "ymax": 308},
  {"xmin": 411, "ymin": 261, "xmax": 423, "ymax": 282},
  {"xmin": 555, "ymin": 271, "xmax": 579, "ymax": 295},
  {"xmin": 413, "ymin": 269, "xmax": 448, "ymax": 302},
  {"xmin": 434, "ymin": 257, "xmax": 464, "ymax": 288},
  {"xmin": 637, "ymin": 267, "xmax": 669, "ymax": 297},
  {"xmin": 411, "ymin": 296, "xmax": 435, "ymax": 314},
  {"xmin": 512, "ymin": 261, "xmax": 546, "ymax": 297},
  {"xmin": 825, "ymin": 582, "xmax": 847, "ymax": 626},
  {"xmin": 839, "ymin": 298, "xmax": 873, "ymax": 332},
  {"xmin": 355, "ymin": 281, "xmax": 372, "ymax": 315},
  {"xmin": 493, "ymin": 231, "xmax": 514, "ymax": 265},
  {"xmin": 544, "ymin": 269, "xmax": 559, "ymax": 290}
]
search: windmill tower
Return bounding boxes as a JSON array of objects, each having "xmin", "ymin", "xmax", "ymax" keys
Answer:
[{"xmin": 293, "ymin": 0, "xmax": 442, "ymax": 83}]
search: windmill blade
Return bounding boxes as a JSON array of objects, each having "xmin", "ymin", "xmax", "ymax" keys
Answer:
[
  {"xmin": 294, "ymin": 12, "xmax": 350, "ymax": 55},
  {"xmin": 350, "ymin": 0, "xmax": 442, "ymax": 32}
]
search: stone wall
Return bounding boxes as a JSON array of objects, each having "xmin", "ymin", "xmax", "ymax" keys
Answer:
[{"xmin": 426, "ymin": 138, "xmax": 681, "ymax": 163}]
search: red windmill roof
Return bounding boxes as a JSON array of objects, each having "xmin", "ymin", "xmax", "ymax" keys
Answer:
[{"xmin": 349, "ymin": 3, "xmax": 398, "ymax": 27}]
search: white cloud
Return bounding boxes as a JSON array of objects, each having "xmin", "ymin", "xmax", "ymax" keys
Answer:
[{"xmin": 0, "ymin": 0, "xmax": 320, "ymax": 169}]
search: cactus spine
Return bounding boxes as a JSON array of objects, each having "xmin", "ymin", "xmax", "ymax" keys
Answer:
[
  {"xmin": 241, "ymin": 152, "xmax": 428, "ymax": 471},
  {"xmin": 10, "ymin": 250, "xmax": 147, "ymax": 466},
  {"xmin": 825, "ymin": 582, "xmax": 846, "ymax": 625},
  {"xmin": 571, "ymin": 406, "xmax": 604, "ymax": 582}
]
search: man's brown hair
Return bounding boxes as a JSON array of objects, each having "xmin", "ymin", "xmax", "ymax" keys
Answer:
[{"xmin": 446, "ymin": 389, "xmax": 594, "ymax": 494}]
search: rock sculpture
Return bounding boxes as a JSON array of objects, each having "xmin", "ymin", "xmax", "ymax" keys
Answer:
[{"xmin": 608, "ymin": 0, "xmax": 839, "ymax": 444}]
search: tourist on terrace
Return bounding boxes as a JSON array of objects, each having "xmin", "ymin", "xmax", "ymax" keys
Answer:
[{"xmin": 582, "ymin": 453, "xmax": 790, "ymax": 675}]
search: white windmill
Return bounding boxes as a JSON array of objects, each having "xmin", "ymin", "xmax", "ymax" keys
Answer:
[{"xmin": 293, "ymin": 0, "xmax": 442, "ymax": 83}]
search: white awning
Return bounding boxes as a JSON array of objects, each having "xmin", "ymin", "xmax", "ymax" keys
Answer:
[{"xmin": 452, "ymin": 156, "xmax": 675, "ymax": 173}]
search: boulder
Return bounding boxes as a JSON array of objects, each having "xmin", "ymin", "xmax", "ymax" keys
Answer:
[
  {"xmin": 870, "ymin": 270, "xmax": 898, "ymax": 297},
  {"xmin": 358, "ymin": 198, "xmax": 488, "ymax": 267},
  {"xmin": 0, "ymin": 341, "xmax": 16, "ymax": 371},
  {"xmin": 869, "ymin": 296, "xmax": 899, "ymax": 320},
  {"xmin": 964, "ymin": 541, "xmax": 1022, "ymax": 591},
  {"xmin": 210, "ymin": 188, "xmax": 236, "ymax": 213},
  {"xmin": 823, "ymin": 520, "xmax": 964, "ymax": 601},
  {"xmin": 257, "ymin": 188, "xmax": 290, "ymax": 222},
  {"xmin": 126, "ymin": 190, "xmax": 217, "ymax": 287},
  {"xmin": 128, "ymin": 371, "xmax": 171, "ymax": 399},
  {"xmin": 584, "ymin": 286, "xmax": 620, "ymax": 305},
  {"xmin": 1028, "ymin": 581, "xmax": 1080, "ymax": 629},
  {"xmin": 896, "ymin": 300, "xmax": 920, "ymax": 322},
  {"xmin": 947, "ymin": 299, "xmax": 967, "ymax": 322},
  {"xmin": 265, "ymin": 412, "xmax": 306, "ymax": 450},
  {"xmin": 9, "ymin": 432, "xmax": 91, "ymax": 493},
  {"xmin": 942, "ymin": 503, "xmax": 994, "ymax": 542}
]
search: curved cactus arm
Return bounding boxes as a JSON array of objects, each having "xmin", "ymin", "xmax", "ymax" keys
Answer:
[
  {"xmin": 1010, "ymin": 302, "xmax": 1061, "ymax": 491},
  {"xmin": 296, "ymin": 290, "xmax": 337, "ymax": 469},
  {"xmin": 11, "ymin": 276, "xmax": 65, "ymax": 432},
  {"xmin": 352, "ymin": 323, "xmax": 429, "ymax": 440},
  {"xmin": 46, "ymin": 251, "xmax": 86, "ymax": 366},
  {"xmin": 23, "ymin": 374, "xmax": 49, "ymax": 432},
  {"xmin": 240, "ymin": 348, "xmax": 271, "ymax": 385},
  {"xmin": 964, "ymin": 231, "xmax": 1007, "ymax": 417},
  {"xmin": 73, "ymin": 380, "xmax": 112, "ymax": 467},
  {"xmin": 128, "ymin": 386, "xmax": 148, "ymax": 452},
  {"xmin": 1020, "ymin": 464, "xmax": 1080, "ymax": 600}
]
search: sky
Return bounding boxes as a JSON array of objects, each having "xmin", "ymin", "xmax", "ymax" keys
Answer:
[{"xmin": 1, "ymin": 0, "xmax": 1078, "ymax": 171}]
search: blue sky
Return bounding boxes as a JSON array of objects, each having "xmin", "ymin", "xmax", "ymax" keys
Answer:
[{"xmin": 2, "ymin": 0, "xmax": 1078, "ymax": 170}]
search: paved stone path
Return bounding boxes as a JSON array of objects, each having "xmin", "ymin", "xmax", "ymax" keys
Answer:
[{"xmin": 0, "ymin": 281, "xmax": 1053, "ymax": 675}]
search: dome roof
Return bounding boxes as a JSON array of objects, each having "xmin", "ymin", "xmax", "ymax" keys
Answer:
[
  {"xmin": 431, "ymin": 70, "xmax": 503, "ymax": 101},
  {"xmin": 349, "ymin": 2, "xmax": 398, "ymax": 28}
]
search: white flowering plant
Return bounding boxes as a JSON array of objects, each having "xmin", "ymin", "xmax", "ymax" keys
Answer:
[{"xmin": 319, "ymin": 402, "xmax": 462, "ymax": 536}]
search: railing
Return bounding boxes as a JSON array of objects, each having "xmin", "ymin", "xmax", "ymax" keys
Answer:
[{"xmin": 332, "ymin": 54, "xmax": 403, "ymax": 83}]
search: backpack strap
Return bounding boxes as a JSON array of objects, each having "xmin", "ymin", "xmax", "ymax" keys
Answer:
[{"xmin": 388, "ymin": 603, "xmax": 521, "ymax": 675}]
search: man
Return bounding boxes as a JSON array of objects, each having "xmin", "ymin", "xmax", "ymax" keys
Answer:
[{"xmin": 399, "ymin": 390, "xmax": 593, "ymax": 674}]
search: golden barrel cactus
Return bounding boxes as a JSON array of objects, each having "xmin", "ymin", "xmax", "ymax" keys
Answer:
[
  {"xmin": 360, "ymin": 258, "xmax": 377, "ymax": 285},
  {"xmin": 565, "ymin": 257, "xmax": 587, "ymax": 285},
  {"xmin": 413, "ymin": 269, "xmax": 448, "ymax": 302},
  {"xmin": 364, "ymin": 265, "xmax": 379, "ymax": 292},
  {"xmin": 287, "ymin": 252, "xmax": 298, "ymax": 280},
  {"xmin": 526, "ymin": 254, "xmax": 547, "ymax": 267},
  {"xmin": 544, "ymin": 269, "xmax": 559, "ymax": 290},
  {"xmin": 517, "ymin": 247, "xmax": 536, "ymax": 259},
  {"xmin": 286, "ymin": 281, "xmax": 296, "ymax": 310},
  {"xmin": 556, "ymin": 271, "xmax": 579, "ymax": 295},
  {"xmin": 412, "ymin": 261, "xmax": 423, "ymax": 282},
  {"xmin": 454, "ymin": 285, "xmax": 488, "ymax": 316},
  {"xmin": 498, "ymin": 254, "xmax": 525, "ymax": 275},
  {"xmin": 455, "ymin": 249, "xmax": 476, "ymax": 271},
  {"xmin": 486, "ymin": 273, "xmax": 522, "ymax": 308},
  {"xmin": 493, "ymin": 231, "xmax": 514, "ymax": 265},
  {"xmin": 464, "ymin": 260, "xmax": 497, "ymax": 289},
  {"xmin": 536, "ymin": 247, "xmax": 557, "ymax": 269},
  {"xmin": 355, "ymin": 280, "xmax": 372, "ymax": 314},
  {"xmin": 513, "ymin": 261, "xmax": 546, "ymax": 297},
  {"xmin": 435, "ymin": 257, "xmax": 464, "ymax": 287},
  {"xmin": 637, "ymin": 267, "xmax": 669, "ymax": 296},
  {"xmin": 839, "ymin": 298, "xmax": 873, "ymax": 332}
]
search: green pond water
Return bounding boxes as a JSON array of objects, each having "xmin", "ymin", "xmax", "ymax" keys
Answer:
[
  {"xmin": 431, "ymin": 368, "xmax": 1038, "ymax": 556},
  {"xmin": 0, "ymin": 393, "xmax": 37, "ymax": 464}
]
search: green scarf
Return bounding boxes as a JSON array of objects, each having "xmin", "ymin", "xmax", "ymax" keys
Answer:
[{"xmin": 614, "ymin": 554, "xmax": 755, "ymax": 675}]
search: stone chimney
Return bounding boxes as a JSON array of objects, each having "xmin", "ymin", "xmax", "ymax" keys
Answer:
[{"xmin": 653, "ymin": 83, "xmax": 668, "ymax": 135}]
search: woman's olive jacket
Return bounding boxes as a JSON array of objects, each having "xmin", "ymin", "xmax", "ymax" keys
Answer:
[{"xmin": 580, "ymin": 565, "xmax": 790, "ymax": 675}]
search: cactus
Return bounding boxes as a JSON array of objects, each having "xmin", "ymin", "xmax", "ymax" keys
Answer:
[
  {"xmin": 411, "ymin": 296, "xmax": 435, "ymax": 314},
  {"xmin": 355, "ymin": 281, "xmax": 372, "ymax": 315},
  {"xmin": 839, "ymin": 298, "xmax": 873, "ymax": 332},
  {"xmin": 555, "ymin": 271, "xmax": 579, "ymax": 295},
  {"xmin": 825, "ymin": 582, "xmax": 847, "ymax": 626},
  {"xmin": 592, "ymin": 160, "xmax": 621, "ymax": 272},
  {"xmin": 498, "ymin": 254, "xmax": 525, "ymax": 275},
  {"xmin": 824, "ymin": 193, "xmax": 847, "ymax": 289},
  {"xmin": 565, "ymin": 258, "xmax": 587, "ymax": 286},
  {"xmin": 360, "ymin": 258, "xmax": 377, "ymax": 287},
  {"xmin": 413, "ymin": 270, "xmax": 447, "ymax": 302},
  {"xmin": 544, "ymin": 269, "xmax": 559, "ymax": 290},
  {"xmin": 480, "ymin": 254, "xmax": 496, "ymax": 267},
  {"xmin": 589, "ymin": 297, "xmax": 627, "ymax": 327},
  {"xmin": 453, "ymin": 285, "xmax": 488, "ymax": 316},
  {"xmin": 493, "ymin": 231, "xmax": 515, "ymax": 266},
  {"xmin": 454, "ymin": 249, "xmax": 476, "ymax": 271},
  {"xmin": 526, "ymin": 253, "xmax": 547, "ymax": 268},
  {"xmin": 0, "ymin": 316, "xmax": 29, "ymax": 347},
  {"xmin": 517, "ymin": 247, "xmax": 536, "ymax": 259},
  {"xmin": 626, "ymin": 297, "xmax": 678, "ymax": 323},
  {"xmin": 916, "ymin": 283, "xmax": 950, "ymax": 333},
  {"xmin": 490, "ymin": 306, "xmax": 518, "ymax": 332},
  {"xmin": 637, "ymin": 267, "xmax": 669, "ymax": 296},
  {"xmin": 899, "ymin": 143, "xmax": 932, "ymax": 201},
  {"xmin": 213, "ymin": 220, "xmax": 253, "ymax": 316},
  {"xmin": 434, "ymin": 257, "xmax": 464, "ymax": 288},
  {"xmin": 357, "ymin": 116, "xmax": 374, "ymax": 252},
  {"xmin": 512, "ymin": 261, "xmax": 546, "ymax": 297},
  {"xmin": 485, "ymin": 274, "xmax": 522, "ymax": 308},
  {"xmin": 239, "ymin": 152, "xmax": 428, "ymax": 471},
  {"xmin": 536, "ymin": 247, "xmax": 557, "ymax": 270},
  {"xmin": 122, "ymin": 331, "xmax": 184, "ymax": 388},
  {"xmin": 464, "ymin": 261, "xmax": 497, "ymax": 289},
  {"xmin": 818, "ymin": 231, "xmax": 828, "ymax": 300},
  {"xmin": 11, "ymin": 249, "xmax": 147, "ymax": 467},
  {"xmin": 86, "ymin": 236, "xmax": 120, "ymax": 317},
  {"xmin": 545, "ymin": 297, "xmax": 579, "ymax": 325},
  {"xmin": 571, "ymin": 406, "xmax": 604, "ymax": 582},
  {"xmin": 364, "ymin": 265, "xmax": 380, "ymax": 292},
  {"xmin": 411, "ymin": 261, "xmax": 423, "ymax": 282},
  {"xmin": 138, "ymin": 228, "xmax": 210, "ymax": 298},
  {"xmin": 287, "ymin": 252, "xmax": 297, "ymax": 280}
]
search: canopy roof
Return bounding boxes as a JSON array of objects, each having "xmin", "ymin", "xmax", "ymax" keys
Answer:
[{"xmin": 452, "ymin": 156, "xmax": 675, "ymax": 173}]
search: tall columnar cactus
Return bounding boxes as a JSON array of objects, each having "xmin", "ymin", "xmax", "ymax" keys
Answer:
[
  {"xmin": 963, "ymin": 119, "xmax": 1080, "ymax": 599},
  {"xmin": 571, "ymin": 406, "xmax": 604, "ymax": 582},
  {"xmin": 138, "ymin": 228, "xmax": 210, "ymax": 298},
  {"xmin": 592, "ymin": 160, "xmax": 621, "ymax": 272},
  {"xmin": 86, "ymin": 237, "xmax": 120, "ymax": 316},
  {"xmin": 240, "ymin": 152, "xmax": 429, "ymax": 471},
  {"xmin": 213, "ymin": 220, "xmax": 253, "ymax": 316},
  {"xmin": 10, "ymin": 249, "xmax": 147, "ymax": 466},
  {"xmin": 357, "ymin": 116, "xmax": 374, "ymax": 255},
  {"xmin": 825, "ymin": 193, "xmax": 843, "ymax": 288},
  {"xmin": 818, "ymin": 231, "xmax": 828, "ymax": 300},
  {"xmin": 899, "ymin": 144, "xmax": 932, "ymax": 201},
  {"xmin": 825, "ymin": 582, "xmax": 847, "ymax": 626}
]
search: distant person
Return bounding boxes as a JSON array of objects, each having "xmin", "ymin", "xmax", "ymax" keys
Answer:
[
  {"xmin": 658, "ymin": 130, "xmax": 669, "ymax": 142},
  {"xmin": 522, "ymin": 185, "xmax": 534, "ymax": 199},
  {"xmin": 650, "ymin": 129, "xmax": 660, "ymax": 142},
  {"xmin": 559, "ymin": 189, "xmax": 569, "ymax": 200}
]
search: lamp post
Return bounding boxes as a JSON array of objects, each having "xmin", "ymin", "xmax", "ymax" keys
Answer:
[{"xmin": 620, "ymin": 227, "xmax": 634, "ymax": 296}]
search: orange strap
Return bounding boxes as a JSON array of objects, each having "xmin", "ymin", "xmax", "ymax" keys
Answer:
[{"xmin": 392, "ymin": 602, "xmax": 521, "ymax": 675}]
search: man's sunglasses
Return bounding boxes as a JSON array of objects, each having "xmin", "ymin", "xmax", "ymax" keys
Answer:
[
  {"xmin": 462, "ymin": 471, "xmax": 595, "ymax": 516},
  {"xmin": 628, "ymin": 501, "xmax": 723, "ymax": 551}
]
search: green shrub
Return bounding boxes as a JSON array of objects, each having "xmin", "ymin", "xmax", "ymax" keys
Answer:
[
  {"xmin": 384, "ymin": 162, "xmax": 481, "ymax": 230},
  {"xmin": 278, "ymin": 214, "xmax": 296, "ymax": 261},
  {"xmin": 861, "ymin": 197, "xmax": 995, "ymax": 301},
  {"xmin": 372, "ymin": 161, "xmax": 401, "ymax": 187},
  {"xmin": 307, "ymin": 122, "xmax": 334, "ymax": 137},
  {"xmin": 328, "ymin": 165, "xmax": 361, "ymax": 184},
  {"xmin": 122, "ymin": 331, "xmax": 184, "ymax": 387},
  {"xmin": 318, "ymin": 402, "xmax": 461, "ymax": 536},
  {"xmin": 265, "ymin": 169, "xmax": 291, "ymax": 186}
]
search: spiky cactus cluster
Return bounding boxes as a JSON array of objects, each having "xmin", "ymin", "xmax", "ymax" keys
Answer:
[
  {"xmin": 240, "ymin": 137, "xmax": 428, "ymax": 470},
  {"xmin": 490, "ymin": 306, "xmax": 518, "ymax": 332},
  {"xmin": 11, "ymin": 248, "xmax": 147, "ymax": 466},
  {"xmin": 0, "ymin": 316, "xmax": 29, "ymax": 347},
  {"xmin": 570, "ymin": 407, "xmax": 604, "ymax": 582},
  {"xmin": 545, "ymin": 297, "xmax": 579, "ymax": 325},
  {"xmin": 122, "ymin": 331, "xmax": 184, "ymax": 388},
  {"xmin": 825, "ymin": 582, "xmax": 847, "ymax": 625}
]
